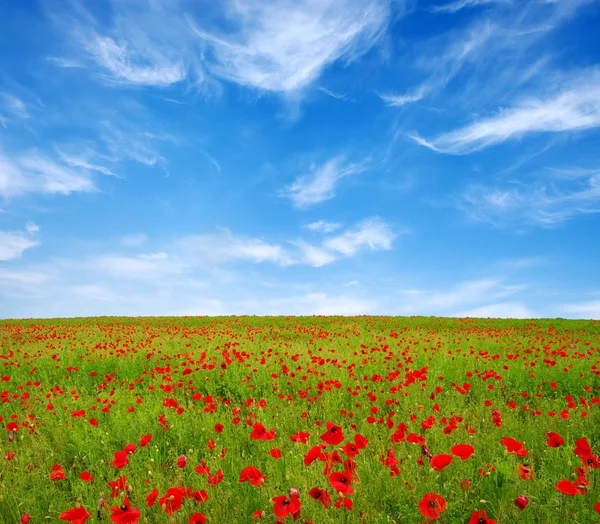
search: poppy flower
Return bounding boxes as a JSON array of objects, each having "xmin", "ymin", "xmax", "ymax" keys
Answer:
[
  {"xmin": 108, "ymin": 498, "xmax": 141, "ymax": 524},
  {"xmin": 354, "ymin": 434, "xmax": 368, "ymax": 449},
  {"xmin": 79, "ymin": 472, "xmax": 93, "ymax": 482},
  {"xmin": 554, "ymin": 480, "xmax": 582, "ymax": 496},
  {"xmin": 177, "ymin": 455, "xmax": 187, "ymax": 468},
  {"xmin": 240, "ymin": 466, "xmax": 266, "ymax": 486},
  {"xmin": 58, "ymin": 505, "xmax": 91, "ymax": 524},
  {"xmin": 514, "ymin": 495, "xmax": 529, "ymax": 511},
  {"xmin": 50, "ymin": 465, "xmax": 66, "ymax": 481},
  {"xmin": 334, "ymin": 497, "xmax": 353, "ymax": 510},
  {"xmin": 139, "ymin": 434, "xmax": 152, "ymax": 447},
  {"xmin": 320, "ymin": 422, "xmax": 344, "ymax": 446},
  {"xmin": 518, "ymin": 465, "xmax": 534, "ymax": 481},
  {"xmin": 430, "ymin": 454, "xmax": 453, "ymax": 472},
  {"xmin": 159, "ymin": 487, "xmax": 186, "ymax": 514},
  {"xmin": 546, "ymin": 432, "xmax": 564, "ymax": 448},
  {"xmin": 269, "ymin": 448, "xmax": 282, "ymax": 459},
  {"xmin": 595, "ymin": 502, "xmax": 600, "ymax": 514},
  {"xmin": 252, "ymin": 510, "xmax": 264, "ymax": 519},
  {"xmin": 290, "ymin": 431, "xmax": 310, "ymax": 444},
  {"xmin": 189, "ymin": 489, "xmax": 208, "ymax": 503},
  {"xmin": 108, "ymin": 476, "xmax": 128, "ymax": 498},
  {"xmin": 123, "ymin": 444, "xmax": 136, "ymax": 455},
  {"xmin": 146, "ymin": 488, "xmax": 159, "ymax": 507},
  {"xmin": 304, "ymin": 445, "xmax": 324, "ymax": 466},
  {"xmin": 417, "ymin": 492, "xmax": 446, "ymax": 520},
  {"xmin": 309, "ymin": 487, "xmax": 332, "ymax": 509},
  {"xmin": 468, "ymin": 509, "xmax": 495, "ymax": 524},
  {"xmin": 451, "ymin": 444, "xmax": 474, "ymax": 460},
  {"xmin": 208, "ymin": 470, "xmax": 224, "ymax": 486},
  {"xmin": 328, "ymin": 471, "xmax": 354, "ymax": 495},
  {"xmin": 250, "ymin": 423, "xmax": 277, "ymax": 441},
  {"xmin": 110, "ymin": 451, "xmax": 129, "ymax": 469},
  {"xmin": 189, "ymin": 514, "xmax": 207, "ymax": 524},
  {"xmin": 272, "ymin": 495, "xmax": 301, "ymax": 519},
  {"xmin": 214, "ymin": 423, "xmax": 224, "ymax": 433},
  {"xmin": 20, "ymin": 515, "xmax": 30, "ymax": 524}
]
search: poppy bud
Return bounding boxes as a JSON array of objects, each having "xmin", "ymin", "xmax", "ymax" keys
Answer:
[
  {"xmin": 8, "ymin": 433, "xmax": 14, "ymax": 442},
  {"xmin": 177, "ymin": 455, "xmax": 187, "ymax": 468},
  {"xmin": 289, "ymin": 488, "xmax": 300, "ymax": 498},
  {"xmin": 514, "ymin": 495, "xmax": 529, "ymax": 511}
]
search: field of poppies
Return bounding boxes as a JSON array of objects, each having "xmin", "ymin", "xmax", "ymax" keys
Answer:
[{"xmin": 1, "ymin": 316, "xmax": 599, "ymax": 523}]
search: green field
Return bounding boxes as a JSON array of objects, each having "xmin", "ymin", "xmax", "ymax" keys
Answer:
[{"xmin": 1, "ymin": 316, "xmax": 599, "ymax": 523}]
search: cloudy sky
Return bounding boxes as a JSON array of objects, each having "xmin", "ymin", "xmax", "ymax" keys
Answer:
[{"xmin": 1, "ymin": 0, "xmax": 600, "ymax": 319}]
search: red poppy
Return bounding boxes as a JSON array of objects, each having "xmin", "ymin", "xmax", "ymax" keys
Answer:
[
  {"xmin": 189, "ymin": 514, "xmax": 207, "ymax": 524},
  {"xmin": 177, "ymin": 455, "xmax": 187, "ymax": 468},
  {"xmin": 110, "ymin": 451, "xmax": 129, "ymax": 469},
  {"xmin": 159, "ymin": 487, "xmax": 186, "ymax": 514},
  {"xmin": 514, "ymin": 495, "xmax": 529, "ymax": 511},
  {"xmin": 430, "ymin": 454, "xmax": 453, "ymax": 472},
  {"xmin": 320, "ymin": 421, "xmax": 344, "ymax": 446},
  {"xmin": 328, "ymin": 471, "xmax": 354, "ymax": 495},
  {"xmin": 79, "ymin": 472, "xmax": 93, "ymax": 482},
  {"xmin": 546, "ymin": 432, "xmax": 564, "ymax": 448},
  {"xmin": 273, "ymin": 495, "xmax": 301, "ymax": 519},
  {"xmin": 554, "ymin": 480, "xmax": 582, "ymax": 496},
  {"xmin": 208, "ymin": 469, "xmax": 223, "ymax": 486},
  {"xmin": 595, "ymin": 502, "xmax": 600, "ymax": 514},
  {"xmin": 139, "ymin": 434, "xmax": 152, "ymax": 447},
  {"xmin": 108, "ymin": 476, "xmax": 128, "ymax": 498},
  {"xmin": 417, "ymin": 492, "xmax": 446, "ymax": 520},
  {"xmin": 334, "ymin": 497, "xmax": 353, "ymax": 510},
  {"xmin": 21, "ymin": 515, "xmax": 30, "ymax": 524},
  {"xmin": 354, "ymin": 434, "xmax": 368, "ymax": 449},
  {"xmin": 50, "ymin": 466, "xmax": 66, "ymax": 481},
  {"xmin": 290, "ymin": 431, "xmax": 310, "ymax": 444},
  {"xmin": 468, "ymin": 509, "xmax": 496, "ymax": 524},
  {"xmin": 214, "ymin": 423, "xmax": 224, "ymax": 433},
  {"xmin": 240, "ymin": 466, "xmax": 266, "ymax": 486},
  {"xmin": 108, "ymin": 498, "xmax": 141, "ymax": 524},
  {"xmin": 309, "ymin": 487, "xmax": 332, "ymax": 509},
  {"xmin": 573, "ymin": 438, "xmax": 593, "ymax": 459},
  {"xmin": 268, "ymin": 448, "xmax": 282, "ymax": 459},
  {"xmin": 146, "ymin": 488, "xmax": 158, "ymax": 507},
  {"xmin": 58, "ymin": 505, "xmax": 91, "ymax": 524},
  {"xmin": 304, "ymin": 445, "xmax": 324, "ymax": 466},
  {"xmin": 189, "ymin": 489, "xmax": 208, "ymax": 503},
  {"xmin": 250, "ymin": 423, "xmax": 277, "ymax": 441},
  {"xmin": 518, "ymin": 465, "xmax": 534, "ymax": 481},
  {"xmin": 450, "ymin": 444, "xmax": 474, "ymax": 460}
]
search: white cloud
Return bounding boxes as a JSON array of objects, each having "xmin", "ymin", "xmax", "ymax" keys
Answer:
[
  {"xmin": 120, "ymin": 234, "xmax": 148, "ymax": 247},
  {"xmin": 0, "ymin": 93, "xmax": 29, "ymax": 119},
  {"xmin": 453, "ymin": 302, "xmax": 536, "ymax": 318},
  {"xmin": 560, "ymin": 300, "xmax": 600, "ymax": 320},
  {"xmin": 0, "ymin": 231, "xmax": 39, "ymax": 261},
  {"xmin": 0, "ymin": 150, "xmax": 95, "ymax": 198},
  {"xmin": 181, "ymin": 229, "xmax": 294, "ymax": 266},
  {"xmin": 294, "ymin": 240, "xmax": 337, "ymax": 267},
  {"xmin": 303, "ymin": 220, "xmax": 341, "ymax": 233},
  {"xmin": 25, "ymin": 221, "xmax": 40, "ymax": 235},
  {"xmin": 414, "ymin": 69, "xmax": 600, "ymax": 154},
  {"xmin": 324, "ymin": 217, "xmax": 395, "ymax": 256},
  {"xmin": 192, "ymin": 0, "xmax": 391, "ymax": 93},
  {"xmin": 284, "ymin": 156, "xmax": 367, "ymax": 208},
  {"xmin": 0, "ymin": 269, "xmax": 47, "ymax": 286},
  {"xmin": 431, "ymin": 0, "xmax": 513, "ymax": 14},
  {"xmin": 92, "ymin": 252, "xmax": 184, "ymax": 279},
  {"xmin": 458, "ymin": 171, "xmax": 600, "ymax": 226},
  {"xmin": 70, "ymin": 284, "xmax": 120, "ymax": 302},
  {"xmin": 84, "ymin": 34, "xmax": 187, "ymax": 87},
  {"xmin": 379, "ymin": 88, "xmax": 427, "ymax": 107}
]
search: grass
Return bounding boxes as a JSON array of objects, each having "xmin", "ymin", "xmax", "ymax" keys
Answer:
[{"xmin": 0, "ymin": 316, "xmax": 599, "ymax": 523}]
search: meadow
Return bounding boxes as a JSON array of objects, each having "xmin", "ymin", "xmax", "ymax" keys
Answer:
[{"xmin": 0, "ymin": 316, "xmax": 599, "ymax": 523}]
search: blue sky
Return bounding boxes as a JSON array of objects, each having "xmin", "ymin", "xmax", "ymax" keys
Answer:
[{"xmin": 1, "ymin": 0, "xmax": 600, "ymax": 319}]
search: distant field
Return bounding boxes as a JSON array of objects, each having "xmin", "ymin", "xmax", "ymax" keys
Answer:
[{"xmin": 1, "ymin": 316, "xmax": 599, "ymax": 523}]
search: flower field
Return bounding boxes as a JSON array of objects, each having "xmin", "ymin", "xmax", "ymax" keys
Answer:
[{"xmin": 1, "ymin": 316, "xmax": 599, "ymax": 523}]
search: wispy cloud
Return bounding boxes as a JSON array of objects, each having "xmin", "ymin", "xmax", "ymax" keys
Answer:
[
  {"xmin": 303, "ymin": 220, "xmax": 342, "ymax": 233},
  {"xmin": 294, "ymin": 240, "xmax": 338, "ymax": 267},
  {"xmin": 414, "ymin": 69, "xmax": 600, "ymax": 153},
  {"xmin": 191, "ymin": 0, "xmax": 392, "ymax": 93},
  {"xmin": 457, "ymin": 170, "xmax": 600, "ymax": 226},
  {"xmin": 0, "ymin": 92, "xmax": 29, "ymax": 119},
  {"xmin": 559, "ymin": 300, "xmax": 600, "ymax": 319},
  {"xmin": 324, "ymin": 217, "xmax": 396, "ymax": 256},
  {"xmin": 0, "ymin": 150, "xmax": 95, "ymax": 198},
  {"xmin": 431, "ymin": 0, "xmax": 513, "ymax": 14},
  {"xmin": 0, "ymin": 224, "xmax": 40, "ymax": 261},
  {"xmin": 283, "ymin": 156, "xmax": 368, "ymax": 208}
]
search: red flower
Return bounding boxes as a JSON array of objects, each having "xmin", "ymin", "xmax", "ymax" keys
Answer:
[
  {"xmin": 159, "ymin": 487, "xmax": 186, "ymax": 514},
  {"xmin": 269, "ymin": 448, "xmax": 282, "ymax": 459},
  {"xmin": 273, "ymin": 495, "xmax": 301, "ymax": 519},
  {"xmin": 177, "ymin": 455, "xmax": 187, "ymax": 468},
  {"xmin": 189, "ymin": 514, "xmax": 207, "ymax": 524},
  {"xmin": 21, "ymin": 515, "xmax": 30, "ymax": 524},
  {"xmin": 208, "ymin": 469, "xmax": 223, "ymax": 486},
  {"xmin": 304, "ymin": 445, "xmax": 324, "ymax": 466},
  {"xmin": 108, "ymin": 498, "xmax": 141, "ymax": 524},
  {"xmin": 250, "ymin": 423, "xmax": 277, "ymax": 441},
  {"xmin": 240, "ymin": 466, "xmax": 266, "ymax": 486},
  {"xmin": 146, "ymin": 488, "xmax": 159, "ymax": 507},
  {"xmin": 214, "ymin": 423, "xmax": 224, "ymax": 433},
  {"xmin": 354, "ymin": 434, "xmax": 368, "ymax": 449},
  {"xmin": 328, "ymin": 471, "xmax": 354, "ymax": 495},
  {"xmin": 309, "ymin": 487, "xmax": 331, "ymax": 509},
  {"xmin": 139, "ymin": 434, "xmax": 152, "ymax": 447},
  {"xmin": 290, "ymin": 431, "xmax": 311, "ymax": 444},
  {"xmin": 546, "ymin": 432, "xmax": 564, "ymax": 448},
  {"xmin": 50, "ymin": 465, "xmax": 66, "ymax": 481},
  {"xmin": 518, "ymin": 465, "xmax": 534, "ymax": 481},
  {"xmin": 417, "ymin": 492, "xmax": 446, "ymax": 520},
  {"xmin": 58, "ymin": 505, "xmax": 91, "ymax": 524},
  {"xmin": 430, "ymin": 454, "xmax": 453, "ymax": 472},
  {"xmin": 554, "ymin": 480, "xmax": 582, "ymax": 496},
  {"xmin": 514, "ymin": 495, "xmax": 529, "ymax": 511},
  {"xmin": 108, "ymin": 476, "xmax": 128, "ymax": 498},
  {"xmin": 450, "ymin": 444, "xmax": 474, "ymax": 460},
  {"xmin": 79, "ymin": 472, "xmax": 93, "ymax": 482},
  {"xmin": 595, "ymin": 502, "xmax": 600, "ymax": 514},
  {"xmin": 110, "ymin": 451, "xmax": 129, "ymax": 469},
  {"xmin": 468, "ymin": 509, "xmax": 496, "ymax": 524},
  {"xmin": 320, "ymin": 421, "xmax": 344, "ymax": 446}
]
